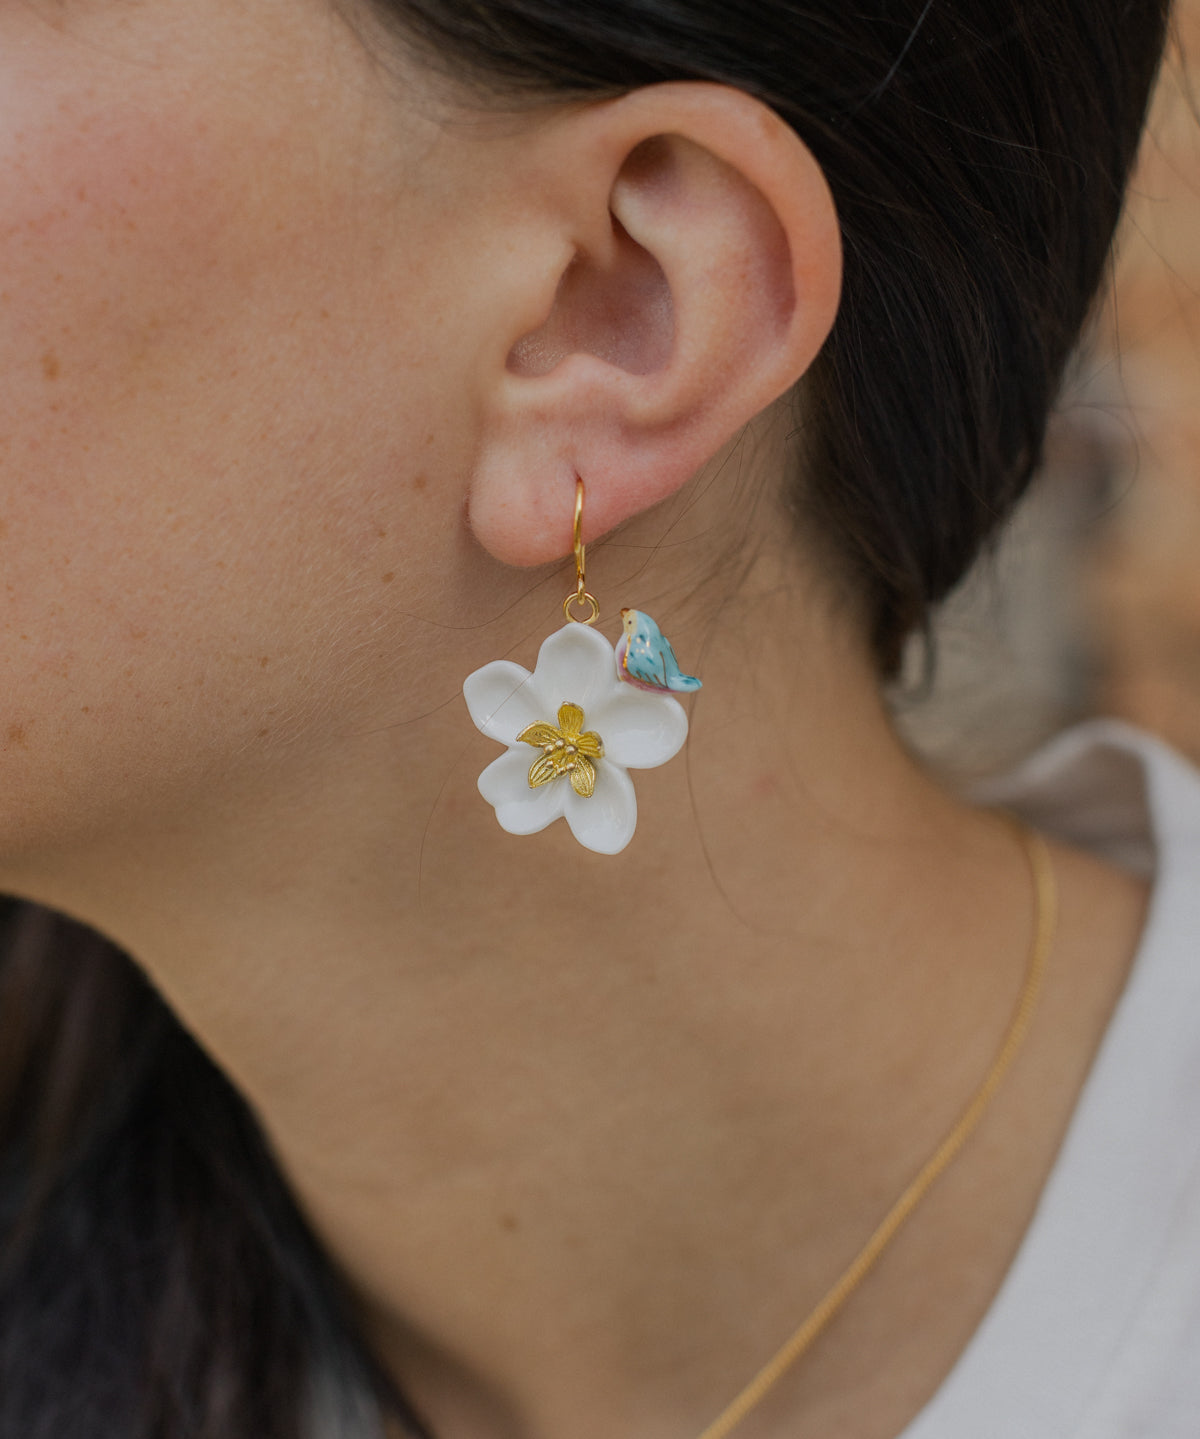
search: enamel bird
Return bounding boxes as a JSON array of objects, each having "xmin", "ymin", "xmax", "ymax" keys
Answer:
[{"xmin": 617, "ymin": 608, "xmax": 702, "ymax": 694}]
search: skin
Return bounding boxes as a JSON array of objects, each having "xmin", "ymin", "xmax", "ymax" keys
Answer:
[{"xmin": 0, "ymin": 3, "xmax": 1149, "ymax": 1437}]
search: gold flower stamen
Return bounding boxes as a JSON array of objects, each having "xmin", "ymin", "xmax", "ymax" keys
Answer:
[{"xmin": 517, "ymin": 701, "xmax": 604, "ymax": 799}]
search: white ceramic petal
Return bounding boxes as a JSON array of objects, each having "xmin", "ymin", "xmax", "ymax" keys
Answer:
[
  {"xmin": 478, "ymin": 748, "xmax": 565, "ymax": 835},
  {"xmin": 529, "ymin": 624, "xmax": 615, "ymax": 715},
  {"xmin": 587, "ymin": 688, "xmax": 688, "ymax": 770},
  {"xmin": 463, "ymin": 660, "xmax": 542, "ymax": 745},
  {"xmin": 562, "ymin": 760, "xmax": 637, "ymax": 855}
]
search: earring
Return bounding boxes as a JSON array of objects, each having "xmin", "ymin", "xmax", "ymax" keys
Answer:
[{"xmin": 463, "ymin": 478, "xmax": 702, "ymax": 855}]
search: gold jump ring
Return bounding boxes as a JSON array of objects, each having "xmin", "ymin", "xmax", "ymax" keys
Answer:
[{"xmin": 563, "ymin": 590, "xmax": 600, "ymax": 625}]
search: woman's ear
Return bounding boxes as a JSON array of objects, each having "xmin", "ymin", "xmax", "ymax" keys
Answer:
[{"xmin": 466, "ymin": 81, "xmax": 842, "ymax": 566}]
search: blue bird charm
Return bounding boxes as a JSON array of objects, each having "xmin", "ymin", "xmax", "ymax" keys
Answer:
[{"xmin": 616, "ymin": 608, "xmax": 702, "ymax": 694}]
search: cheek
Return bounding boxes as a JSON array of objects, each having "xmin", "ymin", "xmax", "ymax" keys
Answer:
[
  {"xmin": 0, "ymin": 50, "xmax": 467, "ymax": 850},
  {"xmin": 0, "ymin": 93, "xmax": 257, "ymax": 802},
  {"xmin": 0, "ymin": 69, "xmax": 244, "ymax": 435}
]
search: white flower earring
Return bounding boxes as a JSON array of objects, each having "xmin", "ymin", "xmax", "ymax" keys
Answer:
[{"xmin": 463, "ymin": 478, "xmax": 701, "ymax": 855}]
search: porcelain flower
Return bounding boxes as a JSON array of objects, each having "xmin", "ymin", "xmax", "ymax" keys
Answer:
[{"xmin": 463, "ymin": 622, "xmax": 690, "ymax": 855}]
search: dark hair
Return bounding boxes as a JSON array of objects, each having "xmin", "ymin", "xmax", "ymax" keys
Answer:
[
  {"xmin": 0, "ymin": 901, "xmax": 423, "ymax": 1439},
  {"xmin": 0, "ymin": 3, "xmax": 1170, "ymax": 1436}
]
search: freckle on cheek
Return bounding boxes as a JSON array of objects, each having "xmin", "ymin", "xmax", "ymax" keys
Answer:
[
  {"xmin": 381, "ymin": 572, "xmax": 394, "ymax": 583},
  {"xmin": 7, "ymin": 724, "xmax": 27, "ymax": 747},
  {"xmin": 751, "ymin": 773, "xmax": 779, "ymax": 801},
  {"xmin": 41, "ymin": 351, "xmax": 60, "ymax": 380}
]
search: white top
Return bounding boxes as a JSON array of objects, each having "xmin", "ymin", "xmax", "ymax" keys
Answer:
[{"xmin": 901, "ymin": 719, "xmax": 1200, "ymax": 1438}]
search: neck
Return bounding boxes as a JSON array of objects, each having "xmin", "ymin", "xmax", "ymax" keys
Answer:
[{"xmin": 0, "ymin": 519, "xmax": 1086, "ymax": 1439}]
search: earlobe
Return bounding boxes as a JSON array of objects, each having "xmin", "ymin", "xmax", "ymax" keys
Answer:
[{"xmin": 467, "ymin": 82, "xmax": 842, "ymax": 568}]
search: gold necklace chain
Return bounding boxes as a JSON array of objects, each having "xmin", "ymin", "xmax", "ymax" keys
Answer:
[{"xmin": 693, "ymin": 818, "xmax": 1058, "ymax": 1439}]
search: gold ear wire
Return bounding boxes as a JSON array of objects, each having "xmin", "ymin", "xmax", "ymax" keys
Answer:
[{"xmin": 562, "ymin": 475, "xmax": 600, "ymax": 625}]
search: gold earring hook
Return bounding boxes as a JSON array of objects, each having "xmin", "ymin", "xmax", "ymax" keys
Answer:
[{"xmin": 562, "ymin": 476, "xmax": 600, "ymax": 624}]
